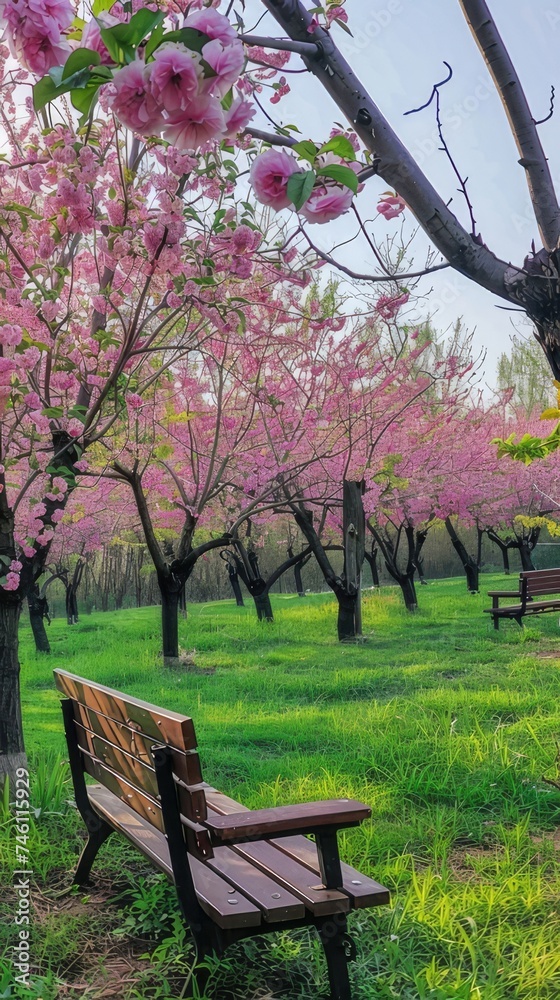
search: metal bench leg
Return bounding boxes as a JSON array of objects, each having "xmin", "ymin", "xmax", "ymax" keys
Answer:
[
  {"xmin": 74, "ymin": 818, "xmax": 114, "ymax": 885},
  {"xmin": 317, "ymin": 914, "xmax": 354, "ymax": 1000}
]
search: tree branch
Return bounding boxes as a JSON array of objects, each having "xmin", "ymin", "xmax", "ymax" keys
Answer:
[
  {"xmin": 260, "ymin": 0, "xmax": 523, "ymax": 302},
  {"xmin": 458, "ymin": 0, "xmax": 560, "ymax": 251}
]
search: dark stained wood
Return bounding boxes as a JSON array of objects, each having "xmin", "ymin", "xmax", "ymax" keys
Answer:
[
  {"xmin": 87, "ymin": 786, "xmax": 261, "ymax": 930},
  {"xmin": 206, "ymin": 799, "xmax": 371, "ymax": 841},
  {"xmin": 230, "ymin": 840, "xmax": 350, "ymax": 915},
  {"xmin": 273, "ymin": 836, "xmax": 390, "ymax": 908},
  {"xmin": 75, "ymin": 722, "xmax": 207, "ymax": 822},
  {"xmin": 206, "ymin": 848, "xmax": 305, "ymax": 922},
  {"xmin": 485, "ymin": 569, "xmax": 560, "ymax": 626},
  {"xmin": 73, "ymin": 701, "xmax": 203, "ymax": 786},
  {"xmin": 55, "ymin": 669, "xmax": 197, "ymax": 749}
]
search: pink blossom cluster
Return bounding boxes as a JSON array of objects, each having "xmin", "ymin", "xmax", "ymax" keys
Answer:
[
  {"xmin": 0, "ymin": 0, "xmax": 73, "ymax": 76},
  {"xmin": 375, "ymin": 291, "xmax": 410, "ymax": 320},
  {"xmin": 377, "ymin": 192, "xmax": 406, "ymax": 220},
  {"xmin": 106, "ymin": 8, "xmax": 253, "ymax": 150},
  {"xmin": 250, "ymin": 148, "xmax": 361, "ymax": 225}
]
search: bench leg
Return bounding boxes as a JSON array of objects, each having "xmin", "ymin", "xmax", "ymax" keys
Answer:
[
  {"xmin": 317, "ymin": 914, "xmax": 354, "ymax": 1000},
  {"xmin": 74, "ymin": 818, "xmax": 114, "ymax": 885},
  {"xmin": 493, "ymin": 615, "xmax": 499, "ymax": 630}
]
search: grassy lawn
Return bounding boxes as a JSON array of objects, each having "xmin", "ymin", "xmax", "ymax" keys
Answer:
[{"xmin": 1, "ymin": 574, "xmax": 560, "ymax": 999}]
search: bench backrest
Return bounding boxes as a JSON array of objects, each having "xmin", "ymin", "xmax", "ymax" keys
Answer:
[
  {"xmin": 521, "ymin": 568, "xmax": 560, "ymax": 598},
  {"xmin": 54, "ymin": 670, "xmax": 210, "ymax": 852}
]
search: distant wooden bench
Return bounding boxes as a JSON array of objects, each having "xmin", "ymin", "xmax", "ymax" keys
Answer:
[
  {"xmin": 54, "ymin": 669, "xmax": 389, "ymax": 1000},
  {"xmin": 484, "ymin": 568, "xmax": 560, "ymax": 629}
]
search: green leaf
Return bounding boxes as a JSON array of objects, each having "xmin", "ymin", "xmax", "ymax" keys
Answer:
[
  {"xmin": 286, "ymin": 170, "xmax": 315, "ymax": 210},
  {"xmin": 317, "ymin": 135, "xmax": 356, "ymax": 161},
  {"xmin": 42, "ymin": 406, "xmax": 64, "ymax": 419},
  {"xmin": 221, "ymin": 88, "xmax": 233, "ymax": 111},
  {"xmin": 316, "ymin": 163, "xmax": 358, "ymax": 192},
  {"xmin": 71, "ymin": 83, "xmax": 99, "ymax": 119},
  {"xmin": 145, "ymin": 27, "xmax": 209, "ymax": 59},
  {"xmin": 62, "ymin": 47, "xmax": 101, "ymax": 80},
  {"xmin": 100, "ymin": 9, "xmax": 165, "ymax": 64},
  {"xmin": 33, "ymin": 65, "xmax": 94, "ymax": 112},
  {"xmin": 292, "ymin": 140, "xmax": 318, "ymax": 164},
  {"xmin": 92, "ymin": 0, "xmax": 116, "ymax": 13}
]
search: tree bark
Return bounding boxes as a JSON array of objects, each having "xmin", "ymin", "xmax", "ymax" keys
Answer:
[
  {"xmin": 445, "ymin": 517, "xmax": 480, "ymax": 592},
  {"xmin": 487, "ymin": 530, "xmax": 511, "ymax": 574},
  {"xmin": 387, "ymin": 570, "xmax": 418, "ymax": 612},
  {"xmin": 0, "ymin": 598, "xmax": 26, "ymax": 791},
  {"xmin": 227, "ymin": 563, "xmax": 245, "ymax": 606},
  {"xmin": 158, "ymin": 576, "xmax": 182, "ymax": 660},
  {"xmin": 253, "ymin": 590, "xmax": 274, "ymax": 621},
  {"xmin": 336, "ymin": 590, "xmax": 359, "ymax": 641},
  {"xmin": 364, "ymin": 545, "xmax": 380, "ymax": 587},
  {"xmin": 28, "ymin": 584, "xmax": 50, "ymax": 653},
  {"xmin": 518, "ymin": 540, "xmax": 537, "ymax": 571}
]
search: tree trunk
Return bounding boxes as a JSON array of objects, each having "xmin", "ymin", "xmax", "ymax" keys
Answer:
[
  {"xmin": 227, "ymin": 564, "xmax": 245, "ymax": 606},
  {"xmin": 159, "ymin": 578, "xmax": 181, "ymax": 660},
  {"xmin": 28, "ymin": 584, "xmax": 50, "ymax": 653},
  {"xmin": 518, "ymin": 541, "xmax": 536, "ymax": 571},
  {"xmin": 384, "ymin": 563, "xmax": 418, "ymax": 611},
  {"xmin": 253, "ymin": 590, "xmax": 274, "ymax": 621},
  {"xmin": 0, "ymin": 598, "xmax": 27, "ymax": 791},
  {"xmin": 487, "ymin": 530, "xmax": 511, "ymax": 574},
  {"xmin": 364, "ymin": 547, "xmax": 380, "ymax": 587},
  {"xmin": 336, "ymin": 590, "xmax": 359, "ymax": 641},
  {"xmin": 293, "ymin": 559, "xmax": 305, "ymax": 597},
  {"xmin": 66, "ymin": 586, "xmax": 78, "ymax": 625},
  {"xmin": 445, "ymin": 517, "xmax": 480, "ymax": 592},
  {"xmin": 413, "ymin": 528, "xmax": 430, "ymax": 585}
]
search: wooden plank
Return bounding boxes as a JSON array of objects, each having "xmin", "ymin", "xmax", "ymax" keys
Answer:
[
  {"xmin": 54, "ymin": 669, "xmax": 196, "ymax": 750},
  {"xmin": 73, "ymin": 702, "xmax": 203, "ymax": 786},
  {"xmin": 272, "ymin": 836, "xmax": 390, "ymax": 908},
  {"xmin": 206, "ymin": 848, "xmax": 305, "ymax": 922},
  {"xmin": 206, "ymin": 799, "xmax": 371, "ymax": 841},
  {"xmin": 87, "ymin": 786, "xmax": 261, "ymax": 930},
  {"xmin": 204, "ymin": 787, "xmax": 387, "ymax": 910},
  {"xmin": 75, "ymin": 722, "xmax": 206, "ymax": 823},
  {"xmin": 231, "ymin": 840, "xmax": 349, "ymax": 915}
]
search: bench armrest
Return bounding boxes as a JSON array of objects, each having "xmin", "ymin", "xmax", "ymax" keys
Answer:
[
  {"xmin": 205, "ymin": 799, "xmax": 371, "ymax": 843},
  {"xmin": 487, "ymin": 590, "xmax": 520, "ymax": 598}
]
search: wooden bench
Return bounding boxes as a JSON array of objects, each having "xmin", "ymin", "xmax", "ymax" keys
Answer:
[
  {"xmin": 484, "ymin": 568, "xmax": 560, "ymax": 629},
  {"xmin": 54, "ymin": 669, "xmax": 389, "ymax": 1000}
]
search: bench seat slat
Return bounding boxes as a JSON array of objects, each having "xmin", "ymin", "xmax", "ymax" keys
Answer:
[
  {"xmin": 87, "ymin": 786, "xmax": 261, "ymax": 930},
  {"xmin": 272, "ymin": 836, "xmax": 390, "ymax": 908},
  {"xmin": 55, "ymin": 669, "xmax": 196, "ymax": 749},
  {"xmin": 230, "ymin": 841, "xmax": 350, "ymax": 915},
  {"xmin": 206, "ymin": 848, "xmax": 306, "ymax": 922}
]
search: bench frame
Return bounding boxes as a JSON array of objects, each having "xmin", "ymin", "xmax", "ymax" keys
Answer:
[
  {"xmin": 485, "ymin": 568, "xmax": 560, "ymax": 629},
  {"xmin": 58, "ymin": 673, "xmax": 389, "ymax": 1000}
]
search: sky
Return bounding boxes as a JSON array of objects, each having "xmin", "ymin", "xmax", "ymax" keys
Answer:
[{"xmin": 243, "ymin": 0, "xmax": 560, "ymax": 382}]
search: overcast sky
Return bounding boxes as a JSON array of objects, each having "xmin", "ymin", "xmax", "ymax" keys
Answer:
[{"xmin": 244, "ymin": 0, "xmax": 560, "ymax": 382}]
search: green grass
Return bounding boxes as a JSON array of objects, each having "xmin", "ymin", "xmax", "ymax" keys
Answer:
[{"xmin": 2, "ymin": 574, "xmax": 560, "ymax": 999}]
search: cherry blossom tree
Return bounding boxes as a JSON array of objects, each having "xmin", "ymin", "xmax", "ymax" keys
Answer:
[{"xmin": 246, "ymin": 0, "xmax": 560, "ymax": 382}]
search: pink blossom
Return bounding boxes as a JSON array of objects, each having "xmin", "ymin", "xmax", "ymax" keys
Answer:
[
  {"xmin": 0, "ymin": 323, "xmax": 22, "ymax": 347},
  {"xmin": 200, "ymin": 38, "xmax": 244, "ymax": 97},
  {"xmin": 33, "ymin": 503, "xmax": 47, "ymax": 517},
  {"xmin": 148, "ymin": 43, "xmax": 201, "ymax": 115},
  {"xmin": 375, "ymin": 291, "xmax": 410, "ymax": 320},
  {"xmin": 0, "ymin": 357, "xmax": 15, "ymax": 384},
  {"xmin": 38, "ymin": 234, "xmax": 55, "ymax": 258},
  {"xmin": 22, "ymin": 545, "xmax": 36, "ymax": 558},
  {"xmin": 20, "ymin": 346, "xmax": 40, "ymax": 370},
  {"xmin": 224, "ymin": 96, "xmax": 255, "ymax": 138},
  {"xmin": 126, "ymin": 392, "xmax": 143, "ymax": 410},
  {"xmin": 163, "ymin": 94, "xmax": 226, "ymax": 150},
  {"xmin": 42, "ymin": 299, "xmax": 61, "ymax": 322},
  {"xmin": 2, "ymin": 571, "xmax": 20, "ymax": 591},
  {"xmin": 183, "ymin": 8, "xmax": 237, "ymax": 45},
  {"xmin": 326, "ymin": 6, "xmax": 348, "ymax": 26},
  {"xmin": 74, "ymin": 459, "xmax": 88, "ymax": 472},
  {"xmin": 250, "ymin": 149, "xmax": 300, "ymax": 211},
  {"xmin": 10, "ymin": 559, "xmax": 22, "ymax": 572},
  {"xmin": 0, "ymin": 0, "xmax": 72, "ymax": 74},
  {"xmin": 51, "ymin": 507, "xmax": 65, "ymax": 522},
  {"xmin": 81, "ymin": 13, "xmax": 120, "ymax": 65},
  {"xmin": 92, "ymin": 295, "xmax": 107, "ymax": 314},
  {"xmin": 107, "ymin": 59, "xmax": 165, "ymax": 135},
  {"xmin": 167, "ymin": 291, "xmax": 182, "ymax": 308},
  {"xmin": 377, "ymin": 193, "xmax": 406, "ymax": 220},
  {"xmin": 36, "ymin": 530, "xmax": 54, "ymax": 546},
  {"xmin": 300, "ymin": 184, "xmax": 353, "ymax": 224}
]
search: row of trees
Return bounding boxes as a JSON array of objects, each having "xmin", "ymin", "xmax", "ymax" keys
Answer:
[{"xmin": 2, "ymin": 0, "xmax": 560, "ymax": 786}]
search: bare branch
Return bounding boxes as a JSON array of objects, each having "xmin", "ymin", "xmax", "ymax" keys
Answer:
[{"xmin": 459, "ymin": 0, "xmax": 560, "ymax": 250}]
